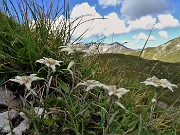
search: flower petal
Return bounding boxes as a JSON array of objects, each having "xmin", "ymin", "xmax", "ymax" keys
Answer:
[
  {"xmin": 50, "ymin": 65, "xmax": 56, "ymax": 72},
  {"xmin": 36, "ymin": 59, "xmax": 45, "ymax": 64},
  {"xmin": 67, "ymin": 61, "xmax": 74, "ymax": 70},
  {"xmin": 25, "ymin": 82, "xmax": 32, "ymax": 90},
  {"xmin": 9, "ymin": 79, "xmax": 21, "ymax": 84}
]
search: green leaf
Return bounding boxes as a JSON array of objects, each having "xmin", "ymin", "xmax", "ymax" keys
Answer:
[
  {"xmin": 59, "ymin": 80, "xmax": 69, "ymax": 94},
  {"xmin": 92, "ymin": 102, "xmax": 108, "ymax": 114},
  {"xmin": 17, "ymin": 47, "xmax": 26, "ymax": 59},
  {"xmin": 43, "ymin": 118, "xmax": 55, "ymax": 126},
  {"xmin": 108, "ymin": 110, "xmax": 119, "ymax": 126}
]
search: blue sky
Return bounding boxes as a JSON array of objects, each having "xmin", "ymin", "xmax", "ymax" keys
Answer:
[
  {"xmin": 5, "ymin": 0, "xmax": 180, "ymax": 49},
  {"xmin": 68, "ymin": 0, "xmax": 180, "ymax": 49}
]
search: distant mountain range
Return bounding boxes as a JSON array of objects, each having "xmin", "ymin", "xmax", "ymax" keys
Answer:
[
  {"xmin": 87, "ymin": 42, "xmax": 133, "ymax": 54},
  {"xmin": 126, "ymin": 37, "xmax": 180, "ymax": 63},
  {"xmin": 86, "ymin": 37, "xmax": 180, "ymax": 63}
]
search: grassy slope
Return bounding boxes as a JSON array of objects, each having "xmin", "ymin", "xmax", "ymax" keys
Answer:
[
  {"xmin": 126, "ymin": 37, "xmax": 180, "ymax": 63},
  {"xmin": 88, "ymin": 53, "xmax": 180, "ymax": 105}
]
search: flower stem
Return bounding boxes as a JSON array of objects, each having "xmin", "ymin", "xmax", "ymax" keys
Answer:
[
  {"xmin": 150, "ymin": 91, "xmax": 158, "ymax": 121},
  {"xmin": 46, "ymin": 67, "xmax": 52, "ymax": 97},
  {"xmin": 71, "ymin": 53, "xmax": 76, "ymax": 91}
]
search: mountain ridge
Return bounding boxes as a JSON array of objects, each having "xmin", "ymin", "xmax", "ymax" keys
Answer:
[
  {"xmin": 126, "ymin": 37, "xmax": 180, "ymax": 63},
  {"xmin": 87, "ymin": 42, "xmax": 133, "ymax": 54},
  {"xmin": 86, "ymin": 37, "xmax": 180, "ymax": 63}
]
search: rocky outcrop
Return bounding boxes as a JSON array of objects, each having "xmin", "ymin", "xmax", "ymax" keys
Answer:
[{"xmin": 0, "ymin": 86, "xmax": 21, "ymax": 111}]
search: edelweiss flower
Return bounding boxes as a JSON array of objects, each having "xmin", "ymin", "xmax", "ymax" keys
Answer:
[
  {"xmin": 141, "ymin": 76, "xmax": 178, "ymax": 92},
  {"xmin": 59, "ymin": 43, "xmax": 90, "ymax": 55},
  {"xmin": 76, "ymin": 80, "xmax": 105, "ymax": 91},
  {"xmin": 151, "ymin": 98, "xmax": 157, "ymax": 103},
  {"xmin": 102, "ymin": 85, "xmax": 129, "ymax": 109},
  {"xmin": 9, "ymin": 74, "xmax": 43, "ymax": 95},
  {"xmin": 103, "ymin": 85, "xmax": 130, "ymax": 99},
  {"xmin": 36, "ymin": 57, "xmax": 63, "ymax": 72}
]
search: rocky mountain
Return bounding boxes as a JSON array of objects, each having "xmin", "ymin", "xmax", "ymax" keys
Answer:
[
  {"xmin": 86, "ymin": 37, "xmax": 180, "ymax": 63},
  {"xmin": 87, "ymin": 42, "xmax": 133, "ymax": 54},
  {"xmin": 126, "ymin": 37, "xmax": 180, "ymax": 63}
]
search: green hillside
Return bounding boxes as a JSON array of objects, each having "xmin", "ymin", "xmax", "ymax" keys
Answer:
[
  {"xmin": 126, "ymin": 37, "xmax": 180, "ymax": 63},
  {"xmin": 82, "ymin": 53, "xmax": 180, "ymax": 105}
]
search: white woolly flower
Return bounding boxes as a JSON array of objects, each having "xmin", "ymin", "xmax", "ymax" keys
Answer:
[
  {"xmin": 141, "ymin": 76, "xmax": 178, "ymax": 92},
  {"xmin": 76, "ymin": 80, "xmax": 105, "ymax": 91},
  {"xmin": 151, "ymin": 98, "xmax": 157, "ymax": 103},
  {"xmin": 9, "ymin": 74, "xmax": 43, "ymax": 95},
  {"xmin": 36, "ymin": 57, "xmax": 63, "ymax": 72},
  {"xmin": 103, "ymin": 85, "xmax": 129, "ymax": 109},
  {"xmin": 59, "ymin": 43, "xmax": 90, "ymax": 55},
  {"xmin": 103, "ymin": 85, "xmax": 130, "ymax": 99}
]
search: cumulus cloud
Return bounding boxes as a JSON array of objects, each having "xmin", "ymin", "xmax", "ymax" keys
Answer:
[
  {"xmin": 120, "ymin": 0, "xmax": 170, "ymax": 19},
  {"xmin": 51, "ymin": 15, "xmax": 64, "ymax": 29},
  {"xmin": 71, "ymin": 2, "xmax": 99, "ymax": 18},
  {"xmin": 70, "ymin": 2, "xmax": 102, "ymax": 38},
  {"xmin": 127, "ymin": 15, "xmax": 156, "ymax": 31},
  {"xmin": 102, "ymin": 13, "xmax": 127, "ymax": 35},
  {"xmin": 132, "ymin": 32, "xmax": 156, "ymax": 41},
  {"xmin": 70, "ymin": 2, "xmax": 127, "ymax": 38},
  {"xmin": 99, "ymin": 0, "xmax": 121, "ymax": 7},
  {"xmin": 158, "ymin": 31, "xmax": 169, "ymax": 38},
  {"xmin": 155, "ymin": 14, "xmax": 180, "ymax": 29},
  {"xmin": 68, "ymin": 2, "xmax": 180, "ymax": 39},
  {"xmin": 126, "ymin": 14, "xmax": 180, "ymax": 31}
]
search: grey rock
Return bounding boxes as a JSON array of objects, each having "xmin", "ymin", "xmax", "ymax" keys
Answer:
[
  {"xmin": 157, "ymin": 101, "xmax": 168, "ymax": 109},
  {"xmin": 0, "ymin": 109, "xmax": 19, "ymax": 133},
  {"xmin": 7, "ymin": 119, "xmax": 30, "ymax": 135},
  {"xmin": 0, "ymin": 86, "xmax": 21, "ymax": 108}
]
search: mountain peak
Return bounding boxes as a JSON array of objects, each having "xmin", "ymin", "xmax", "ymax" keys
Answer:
[{"xmin": 86, "ymin": 42, "xmax": 132, "ymax": 54}]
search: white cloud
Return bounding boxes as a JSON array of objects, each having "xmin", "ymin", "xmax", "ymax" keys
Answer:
[
  {"xmin": 126, "ymin": 14, "xmax": 180, "ymax": 31},
  {"xmin": 120, "ymin": 0, "xmax": 170, "ymax": 19},
  {"xmin": 132, "ymin": 32, "xmax": 156, "ymax": 41},
  {"xmin": 155, "ymin": 14, "xmax": 180, "ymax": 29},
  {"xmin": 99, "ymin": 0, "xmax": 121, "ymax": 7},
  {"xmin": 102, "ymin": 13, "xmax": 127, "ymax": 35},
  {"xmin": 69, "ymin": 2, "xmax": 180, "ymax": 39},
  {"xmin": 127, "ymin": 15, "xmax": 156, "ymax": 31},
  {"xmin": 71, "ymin": 2, "xmax": 99, "ymax": 18},
  {"xmin": 70, "ymin": 2, "xmax": 102, "ymax": 38},
  {"xmin": 158, "ymin": 31, "xmax": 169, "ymax": 38},
  {"xmin": 51, "ymin": 15, "xmax": 64, "ymax": 29},
  {"xmin": 70, "ymin": 2, "xmax": 127, "ymax": 38}
]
